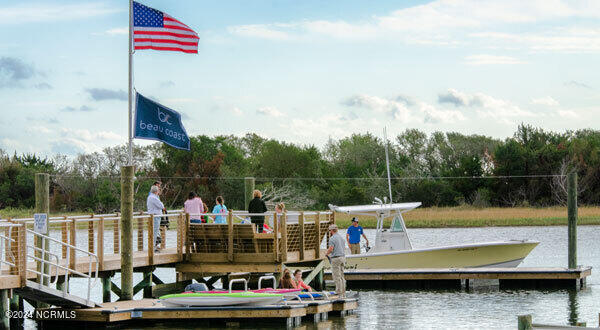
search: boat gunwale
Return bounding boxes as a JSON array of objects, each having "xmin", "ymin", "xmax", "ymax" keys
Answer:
[{"xmin": 348, "ymin": 240, "xmax": 540, "ymax": 258}]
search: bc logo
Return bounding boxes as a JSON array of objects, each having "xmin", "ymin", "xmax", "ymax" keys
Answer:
[{"xmin": 157, "ymin": 108, "xmax": 172, "ymax": 125}]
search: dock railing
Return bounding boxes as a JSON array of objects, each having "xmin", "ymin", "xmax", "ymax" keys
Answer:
[
  {"xmin": 186, "ymin": 210, "xmax": 334, "ymax": 265},
  {"xmin": 0, "ymin": 209, "xmax": 335, "ymax": 288}
]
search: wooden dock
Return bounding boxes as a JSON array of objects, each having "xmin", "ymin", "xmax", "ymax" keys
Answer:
[
  {"xmin": 325, "ymin": 267, "xmax": 592, "ymax": 289},
  {"xmin": 33, "ymin": 297, "xmax": 358, "ymax": 328}
]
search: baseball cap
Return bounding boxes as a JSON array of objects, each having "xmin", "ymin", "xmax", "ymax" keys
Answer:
[
  {"xmin": 351, "ymin": 217, "xmax": 359, "ymax": 222},
  {"xmin": 328, "ymin": 224, "xmax": 338, "ymax": 231}
]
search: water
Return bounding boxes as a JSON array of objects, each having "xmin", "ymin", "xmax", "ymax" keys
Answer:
[{"xmin": 24, "ymin": 226, "xmax": 600, "ymax": 329}]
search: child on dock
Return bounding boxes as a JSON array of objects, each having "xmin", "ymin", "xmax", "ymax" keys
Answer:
[
  {"xmin": 212, "ymin": 196, "xmax": 228, "ymax": 224},
  {"xmin": 293, "ymin": 269, "xmax": 312, "ymax": 292},
  {"xmin": 279, "ymin": 269, "xmax": 296, "ymax": 289}
]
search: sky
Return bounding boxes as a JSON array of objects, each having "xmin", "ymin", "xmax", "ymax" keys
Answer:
[{"xmin": 1, "ymin": 0, "xmax": 599, "ymax": 157}]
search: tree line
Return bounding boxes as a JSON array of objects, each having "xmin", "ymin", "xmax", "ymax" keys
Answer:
[{"xmin": 1, "ymin": 124, "xmax": 599, "ymax": 214}]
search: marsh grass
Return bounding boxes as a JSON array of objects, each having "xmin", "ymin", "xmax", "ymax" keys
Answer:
[
  {"xmin": 333, "ymin": 206, "xmax": 600, "ymax": 228},
  {"xmin": 3, "ymin": 206, "xmax": 600, "ymax": 229}
]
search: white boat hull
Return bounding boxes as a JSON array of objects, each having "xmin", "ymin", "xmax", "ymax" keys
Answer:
[
  {"xmin": 161, "ymin": 296, "xmax": 282, "ymax": 307},
  {"xmin": 339, "ymin": 240, "xmax": 539, "ymax": 269}
]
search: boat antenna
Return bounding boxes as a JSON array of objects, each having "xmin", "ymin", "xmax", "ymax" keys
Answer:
[{"xmin": 383, "ymin": 127, "xmax": 393, "ymax": 204}]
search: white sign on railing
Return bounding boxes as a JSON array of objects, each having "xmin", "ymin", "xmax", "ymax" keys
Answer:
[{"xmin": 34, "ymin": 213, "xmax": 48, "ymax": 234}]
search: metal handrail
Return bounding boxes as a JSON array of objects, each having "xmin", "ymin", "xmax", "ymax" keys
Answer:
[
  {"xmin": 26, "ymin": 229, "xmax": 99, "ymax": 305},
  {"xmin": 25, "ymin": 245, "xmax": 60, "ymax": 285},
  {"xmin": 228, "ymin": 278, "xmax": 248, "ymax": 293},
  {"xmin": 258, "ymin": 275, "xmax": 277, "ymax": 289},
  {"xmin": 0, "ymin": 226, "xmax": 17, "ymax": 271}
]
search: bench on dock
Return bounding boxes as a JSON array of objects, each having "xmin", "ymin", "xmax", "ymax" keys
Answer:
[{"xmin": 180, "ymin": 212, "xmax": 333, "ymax": 273}]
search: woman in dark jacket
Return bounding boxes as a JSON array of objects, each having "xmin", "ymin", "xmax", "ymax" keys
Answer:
[{"xmin": 248, "ymin": 190, "xmax": 267, "ymax": 233}]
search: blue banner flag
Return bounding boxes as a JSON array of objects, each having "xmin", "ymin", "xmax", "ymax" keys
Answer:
[{"xmin": 134, "ymin": 92, "xmax": 190, "ymax": 150}]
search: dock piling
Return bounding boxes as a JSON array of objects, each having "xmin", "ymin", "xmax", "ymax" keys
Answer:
[
  {"xmin": 244, "ymin": 177, "xmax": 255, "ymax": 209},
  {"xmin": 567, "ymin": 171, "xmax": 577, "ymax": 269},
  {"xmin": 517, "ymin": 315, "xmax": 532, "ymax": 330},
  {"xmin": 0, "ymin": 290, "xmax": 8, "ymax": 329},
  {"xmin": 120, "ymin": 165, "xmax": 135, "ymax": 300},
  {"xmin": 9, "ymin": 295, "xmax": 22, "ymax": 330},
  {"xmin": 102, "ymin": 276, "xmax": 111, "ymax": 303}
]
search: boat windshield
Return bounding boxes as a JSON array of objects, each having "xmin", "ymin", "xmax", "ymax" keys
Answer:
[{"xmin": 390, "ymin": 215, "xmax": 405, "ymax": 232}]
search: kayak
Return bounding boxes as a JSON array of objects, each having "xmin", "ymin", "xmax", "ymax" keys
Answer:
[
  {"xmin": 160, "ymin": 292, "xmax": 283, "ymax": 307},
  {"xmin": 294, "ymin": 291, "xmax": 335, "ymax": 299},
  {"xmin": 193, "ymin": 288, "xmax": 301, "ymax": 294}
]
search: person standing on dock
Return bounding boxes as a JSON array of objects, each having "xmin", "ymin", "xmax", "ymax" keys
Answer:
[
  {"xmin": 346, "ymin": 217, "xmax": 369, "ymax": 254},
  {"xmin": 148, "ymin": 181, "xmax": 161, "ymax": 196},
  {"xmin": 147, "ymin": 185, "xmax": 165, "ymax": 252},
  {"xmin": 184, "ymin": 191, "xmax": 204, "ymax": 223},
  {"xmin": 212, "ymin": 196, "xmax": 228, "ymax": 224},
  {"xmin": 248, "ymin": 190, "xmax": 268, "ymax": 233},
  {"xmin": 326, "ymin": 224, "xmax": 346, "ymax": 298}
]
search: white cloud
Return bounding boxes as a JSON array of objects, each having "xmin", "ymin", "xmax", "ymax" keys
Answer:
[
  {"xmin": 0, "ymin": 138, "xmax": 35, "ymax": 153},
  {"xmin": 232, "ymin": 107, "xmax": 243, "ymax": 116},
  {"xmin": 438, "ymin": 89, "xmax": 536, "ymax": 124},
  {"xmin": 472, "ymin": 93, "xmax": 536, "ymax": 122},
  {"xmin": 27, "ymin": 126, "xmax": 52, "ymax": 134},
  {"xmin": 464, "ymin": 54, "xmax": 525, "ymax": 65},
  {"xmin": 226, "ymin": 0, "xmax": 600, "ymax": 51},
  {"xmin": 257, "ymin": 106, "xmax": 284, "ymax": 117},
  {"xmin": 288, "ymin": 114, "xmax": 381, "ymax": 139},
  {"xmin": 342, "ymin": 94, "xmax": 412, "ymax": 121},
  {"xmin": 60, "ymin": 128, "xmax": 121, "ymax": 142},
  {"xmin": 105, "ymin": 27, "xmax": 128, "ymax": 35},
  {"xmin": 342, "ymin": 93, "xmax": 465, "ymax": 124},
  {"xmin": 470, "ymin": 28, "xmax": 600, "ymax": 53},
  {"xmin": 557, "ymin": 110, "xmax": 578, "ymax": 119},
  {"xmin": 0, "ymin": 3, "xmax": 119, "ymax": 25},
  {"xmin": 419, "ymin": 102, "xmax": 466, "ymax": 123},
  {"xmin": 531, "ymin": 96, "xmax": 559, "ymax": 106}
]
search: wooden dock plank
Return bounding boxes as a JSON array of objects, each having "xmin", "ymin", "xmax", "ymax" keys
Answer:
[
  {"xmin": 35, "ymin": 299, "xmax": 309, "ymax": 323},
  {"xmin": 332, "ymin": 298, "xmax": 359, "ymax": 312}
]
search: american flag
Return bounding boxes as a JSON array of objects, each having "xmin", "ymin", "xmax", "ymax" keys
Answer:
[{"xmin": 133, "ymin": 1, "xmax": 199, "ymax": 54}]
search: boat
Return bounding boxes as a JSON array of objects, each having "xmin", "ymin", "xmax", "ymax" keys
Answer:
[
  {"xmin": 159, "ymin": 292, "xmax": 283, "ymax": 307},
  {"xmin": 328, "ymin": 202, "xmax": 539, "ymax": 269},
  {"xmin": 199, "ymin": 288, "xmax": 301, "ymax": 294}
]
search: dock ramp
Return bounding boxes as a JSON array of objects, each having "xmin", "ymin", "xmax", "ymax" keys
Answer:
[
  {"xmin": 16, "ymin": 280, "xmax": 99, "ymax": 308},
  {"xmin": 15, "ymin": 229, "xmax": 100, "ymax": 308}
]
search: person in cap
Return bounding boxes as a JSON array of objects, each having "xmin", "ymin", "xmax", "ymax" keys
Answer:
[
  {"xmin": 148, "ymin": 181, "xmax": 161, "ymax": 197},
  {"xmin": 326, "ymin": 224, "xmax": 346, "ymax": 298},
  {"xmin": 346, "ymin": 217, "xmax": 369, "ymax": 254}
]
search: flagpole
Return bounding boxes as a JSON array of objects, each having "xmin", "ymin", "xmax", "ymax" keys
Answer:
[{"xmin": 127, "ymin": 0, "xmax": 134, "ymax": 165}]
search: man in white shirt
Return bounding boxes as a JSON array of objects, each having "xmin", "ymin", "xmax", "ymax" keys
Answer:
[{"xmin": 147, "ymin": 185, "xmax": 165, "ymax": 252}]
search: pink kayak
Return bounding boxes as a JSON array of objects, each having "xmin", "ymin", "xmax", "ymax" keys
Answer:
[{"xmin": 184, "ymin": 288, "xmax": 302, "ymax": 294}]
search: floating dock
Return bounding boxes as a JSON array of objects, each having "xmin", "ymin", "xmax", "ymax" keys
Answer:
[
  {"xmin": 34, "ymin": 297, "xmax": 358, "ymax": 328},
  {"xmin": 325, "ymin": 267, "xmax": 592, "ymax": 289}
]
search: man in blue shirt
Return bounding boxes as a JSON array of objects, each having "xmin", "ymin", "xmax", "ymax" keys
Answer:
[{"xmin": 346, "ymin": 217, "xmax": 369, "ymax": 254}]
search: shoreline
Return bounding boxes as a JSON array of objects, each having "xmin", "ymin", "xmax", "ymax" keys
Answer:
[
  {"xmin": 2, "ymin": 206, "xmax": 600, "ymax": 229},
  {"xmin": 333, "ymin": 206, "xmax": 600, "ymax": 229}
]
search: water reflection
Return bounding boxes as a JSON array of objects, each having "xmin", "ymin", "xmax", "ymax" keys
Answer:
[
  {"xmin": 22, "ymin": 226, "xmax": 600, "ymax": 329},
  {"xmin": 567, "ymin": 289, "xmax": 579, "ymax": 326}
]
